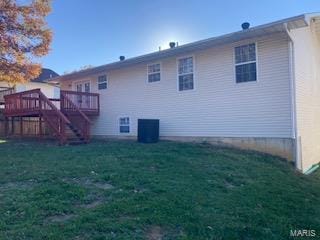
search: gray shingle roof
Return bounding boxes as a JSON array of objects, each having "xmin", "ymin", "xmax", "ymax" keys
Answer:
[{"xmin": 32, "ymin": 68, "xmax": 59, "ymax": 83}]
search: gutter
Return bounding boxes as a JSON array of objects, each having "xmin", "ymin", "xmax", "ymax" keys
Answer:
[{"xmin": 284, "ymin": 14, "xmax": 315, "ymax": 172}]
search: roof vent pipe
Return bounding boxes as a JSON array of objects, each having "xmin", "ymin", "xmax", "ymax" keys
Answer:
[
  {"xmin": 119, "ymin": 56, "xmax": 125, "ymax": 61},
  {"xmin": 169, "ymin": 42, "xmax": 176, "ymax": 48},
  {"xmin": 241, "ymin": 22, "xmax": 250, "ymax": 30}
]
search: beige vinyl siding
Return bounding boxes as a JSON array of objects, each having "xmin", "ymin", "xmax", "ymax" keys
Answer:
[
  {"xmin": 61, "ymin": 32, "xmax": 292, "ymax": 139},
  {"xmin": 290, "ymin": 21, "xmax": 320, "ymax": 172},
  {"xmin": 0, "ymin": 81, "xmax": 58, "ymax": 98},
  {"xmin": 18, "ymin": 82, "xmax": 59, "ymax": 98},
  {"xmin": 0, "ymin": 82, "xmax": 11, "ymax": 88}
]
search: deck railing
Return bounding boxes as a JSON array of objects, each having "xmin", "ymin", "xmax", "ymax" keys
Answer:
[
  {"xmin": 60, "ymin": 90, "xmax": 99, "ymax": 115},
  {"xmin": 4, "ymin": 89, "xmax": 42, "ymax": 115}
]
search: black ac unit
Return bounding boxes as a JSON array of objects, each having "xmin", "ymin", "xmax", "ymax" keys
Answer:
[{"xmin": 137, "ymin": 119, "xmax": 159, "ymax": 143}]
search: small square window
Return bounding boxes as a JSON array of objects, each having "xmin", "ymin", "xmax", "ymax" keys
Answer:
[
  {"xmin": 119, "ymin": 117, "xmax": 130, "ymax": 133},
  {"xmin": 148, "ymin": 63, "xmax": 161, "ymax": 83},
  {"xmin": 120, "ymin": 126, "xmax": 130, "ymax": 133},
  {"xmin": 98, "ymin": 75, "xmax": 107, "ymax": 90}
]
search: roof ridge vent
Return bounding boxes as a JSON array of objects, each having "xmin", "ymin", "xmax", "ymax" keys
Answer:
[
  {"xmin": 169, "ymin": 42, "xmax": 176, "ymax": 48},
  {"xmin": 241, "ymin": 22, "xmax": 250, "ymax": 30}
]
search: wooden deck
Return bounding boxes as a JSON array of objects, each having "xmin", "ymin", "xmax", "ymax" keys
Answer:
[{"xmin": 3, "ymin": 89, "xmax": 99, "ymax": 144}]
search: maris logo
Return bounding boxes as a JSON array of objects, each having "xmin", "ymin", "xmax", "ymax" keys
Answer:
[{"xmin": 290, "ymin": 229, "xmax": 316, "ymax": 237}]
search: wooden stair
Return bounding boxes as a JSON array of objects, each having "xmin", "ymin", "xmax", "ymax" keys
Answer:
[
  {"xmin": 61, "ymin": 91, "xmax": 91, "ymax": 144},
  {"xmin": 65, "ymin": 122, "xmax": 87, "ymax": 145}
]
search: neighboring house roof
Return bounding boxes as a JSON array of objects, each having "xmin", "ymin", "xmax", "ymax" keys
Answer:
[
  {"xmin": 32, "ymin": 68, "xmax": 59, "ymax": 83},
  {"xmin": 50, "ymin": 13, "xmax": 320, "ymax": 82}
]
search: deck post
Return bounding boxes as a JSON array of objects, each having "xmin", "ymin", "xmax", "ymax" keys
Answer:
[
  {"xmin": 11, "ymin": 117, "xmax": 14, "ymax": 135},
  {"xmin": 39, "ymin": 116, "xmax": 42, "ymax": 139},
  {"xmin": 20, "ymin": 116, "xmax": 23, "ymax": 137},
  {"xmin": 85, "ymin": 120, "xmax": 90, "ymax": 142},
  {"xmin": 4, "ymin": 117, "xmax": 8, "ymax": 137},
  {"xmin": 60, "ymin": 118, "xmax": 65, "ymax": 145}
]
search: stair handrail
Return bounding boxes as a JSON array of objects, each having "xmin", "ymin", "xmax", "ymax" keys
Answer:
[
  {"xmin": 38, "ymin": 90, "xmax": 70, "ymax": 124},
  {"xmin": 61, "ymin": 91, "xmax": 92, "ymax": 142},
  {"xmin": 61, "ymin": 91, "xmax": 92, "ymax": 124},
  {"xmin": 38, "ymin": 90, "xmax": 71, "ymax": 144}
]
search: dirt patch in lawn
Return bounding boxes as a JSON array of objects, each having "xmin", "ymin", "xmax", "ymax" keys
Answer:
[
  {"xmin": 224, "ymin": 180, "xmax": 236, "ymax": 189},
  {"xmin": 63, "ymin": 178, "xmax": 114, "ymax": 190},
  {"xmin": 92, "ymin": 182, "xmax": 114, "ymax": 190},
  {"xmin": 0, "ymin": 180, "xmax": 37, "ymax": 191},
  {"xmin": 81, "ymin": 199, "xmax": 104, "ymax": 209},
  {"xmin": 146, "ymin": 226, "xmax": 164, "ymax": 240},
  {"xmin": 45, "ymin": 214, "xmax": 75, "ymax": 223}
]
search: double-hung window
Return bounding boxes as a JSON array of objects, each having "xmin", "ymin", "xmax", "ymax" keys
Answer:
[
  {"xmin": 119, "ymin": 117, "xmax": 130, "ymax": 133},
  {"xmin": 148, "ymin": 63, "xmax": 161, "ymax": 83},
  {"xmin": 178, "ymin": 56, "xmax": 194, "ymax": 91},
  {"xmin": 98, "ymin": 75, "xmax": 107, "ymax": 90},
  {"xmin": 235, "ymin": 43, "xmax": 257, "ymax": 83}
]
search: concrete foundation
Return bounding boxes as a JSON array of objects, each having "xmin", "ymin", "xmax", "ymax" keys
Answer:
[
  {"xmin": 94, "ymin": 135, "xmax": 295, "ymax": 162},
  {"xmin": 161, "ymin": 136, "xmax": 295, "ymax": 161}
]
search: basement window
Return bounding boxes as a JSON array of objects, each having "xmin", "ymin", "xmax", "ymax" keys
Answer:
[
  {"xmin": 98, "ymin": 75, "xmax": 107, "ymax": 90},
  {"xmin": 235, "ymin": 43, "xmax": 257, "ymax": 83},
  {"xmin": 178, "ymin": 56, "xmax": 194, "ymax": 91},
  {"xmin": 148, "ymin": 63, "xmax": 161, "ymax": 83},
  {"xmin": 119, "ymin": 117, "xmax": 130, "ymax": 133}
]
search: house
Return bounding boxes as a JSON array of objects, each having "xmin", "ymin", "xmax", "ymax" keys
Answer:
[
  {"xmin": 0, "ymin": 68, "xmax": 60, "ymax": 105},
  {"xmin": 3, "ymin": 13, "xmax": 320, "ymax": 173}
]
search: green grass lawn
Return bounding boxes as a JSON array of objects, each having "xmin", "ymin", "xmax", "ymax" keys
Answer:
[{"xmin": 0, "ymin": 139, "xmax": 319, "ymax": 240}]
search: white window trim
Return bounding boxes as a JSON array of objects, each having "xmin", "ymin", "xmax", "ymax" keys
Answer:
[
  {"xmin": 119, "ymin": 116, "xmax": 131, "ymax": 134},
  {"xmin": 147, "ymin": 62, "xmax": 161, "ymax": 84},
  {"xmin": 233, "ymin": 42, "xmax": 259, "ymax": 84},
  {"xmin": 98, "ymin": 74, "xmax": 108, "ymax": 90},
  {"xmin": 176, "ymin": 55, "xmax": 196, "ymax": 92}
]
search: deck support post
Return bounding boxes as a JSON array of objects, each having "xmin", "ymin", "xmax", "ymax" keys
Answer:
[
  {"xmin": 39, "ymin": 116, "xmax": 42, "ymax": 139},
  {"xmin": 11, "ymin": 117, "xmax": 14, "ymax": 135},
  {"xmin": 59, "ymin": 118, "xmax": 65, "ymax": 145},
  {"xmin": 4, "ymin": 117, "xmax": 8, "ymax": 137},
  {"xmin": 20, "ymin": 116, "xmax": 23, "ymax": 137}
]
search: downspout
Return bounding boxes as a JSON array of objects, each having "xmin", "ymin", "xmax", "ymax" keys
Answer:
[
  {"xmin": 284, "ymin": 23, "xmax": 302, "ymax": 171},
  {"xmin": 304, "ymin": 163, "xmax": 319, "ymax": 175}
]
